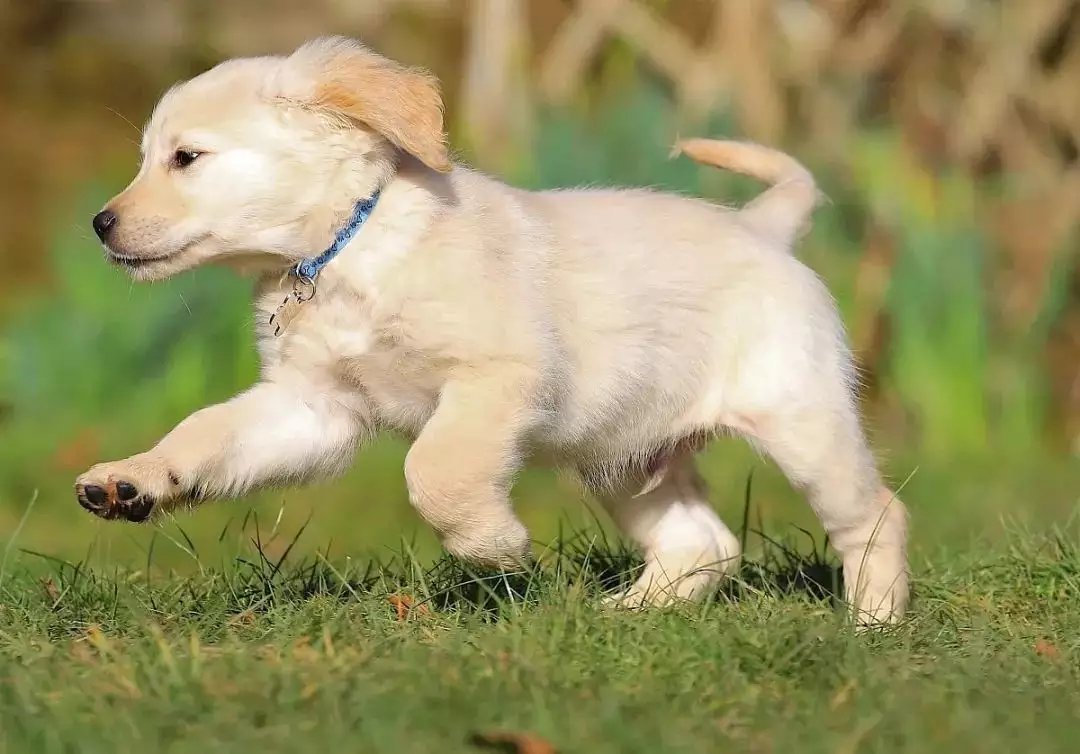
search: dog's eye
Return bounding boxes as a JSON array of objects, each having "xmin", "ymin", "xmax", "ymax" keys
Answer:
[{"xmin": 172, "ymin": 150, "xmax": 200, "ymax": 169}]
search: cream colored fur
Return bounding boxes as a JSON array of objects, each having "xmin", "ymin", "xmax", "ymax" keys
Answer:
[{"xmin": 76, "ymin": 36, "xmax": 909, "ymax": 625}]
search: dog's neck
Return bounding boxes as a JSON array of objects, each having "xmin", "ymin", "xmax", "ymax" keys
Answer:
[
  {"xmin": 298, "ymin": 153, "xmax": 395, "ymax": 258},
  {"xmin": 228, "ymin": 155, "xmax": 395, "ymax": 278},
  {"xmin": 234, "ymin": 152, "xmax": 453, "ymax": 282},
  {"xmin": 291, "ymin": 190, "xmax": 381, "ymax": 282}
]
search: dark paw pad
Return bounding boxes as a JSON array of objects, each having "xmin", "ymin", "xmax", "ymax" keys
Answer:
[{"xmin": 76, "ymin": 480, "xmax": 156, "ymax": 522}]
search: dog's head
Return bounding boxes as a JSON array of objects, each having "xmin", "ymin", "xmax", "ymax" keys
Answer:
[{"xmin": 93, "ymin": 37, "xmax": 449, "ymax": 280}]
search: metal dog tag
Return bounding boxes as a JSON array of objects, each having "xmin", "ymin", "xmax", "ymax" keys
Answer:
[
  {"xmin": 269, "ymin": 276, "xmax": 316, "ymax": 337},
  {"xmin": 269, "ymin": 292, "xmax": 304, "ymax": 337}
]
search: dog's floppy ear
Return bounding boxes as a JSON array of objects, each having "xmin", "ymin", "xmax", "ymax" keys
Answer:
[{"xmin": 287, "ymin": 36, "xmax": 451, "ymax": 173}]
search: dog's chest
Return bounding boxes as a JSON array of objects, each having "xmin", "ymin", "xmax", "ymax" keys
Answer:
[{"xmin": 256, "ymin": 287, "xmax": 443, "ymax": 434}]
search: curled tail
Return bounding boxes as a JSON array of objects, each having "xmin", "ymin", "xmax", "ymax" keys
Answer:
[{"xmin": 671, "ymin": 138, "xmax": 822, "ymax": 248}]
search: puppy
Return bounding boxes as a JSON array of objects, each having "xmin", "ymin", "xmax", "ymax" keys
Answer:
[{"xmin": 76, "ymin": 36, "xmax": 908, "ymax": 625}]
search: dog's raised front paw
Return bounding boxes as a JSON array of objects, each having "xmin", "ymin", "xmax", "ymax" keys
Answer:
[{"xmin": 75, "ymin": 456, "xmax": 175, "ymax": 522}]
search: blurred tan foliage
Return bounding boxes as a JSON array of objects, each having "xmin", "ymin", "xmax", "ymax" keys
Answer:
[{"xmin": 1, "ymin": 0, "xmax": 1078, "ymax": 434}]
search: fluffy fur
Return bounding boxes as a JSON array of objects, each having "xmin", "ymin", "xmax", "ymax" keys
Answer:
[{"xmin": 76, "ymin": 36, "xmax": 909, "ymax": 625}]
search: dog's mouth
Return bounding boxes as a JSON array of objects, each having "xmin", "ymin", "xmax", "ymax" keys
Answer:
[
  {"xmin": 104, "ymin": 234, "xmax": 210, "ymax": 275},
  {"xmin": 106, "ymin": 251, "xmax": 177, "ymax": 269}
]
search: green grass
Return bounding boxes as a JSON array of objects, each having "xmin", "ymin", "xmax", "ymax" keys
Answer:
[{"xmin": 2, "ymin": 522, "xmax": 1079, "ymax": 753}]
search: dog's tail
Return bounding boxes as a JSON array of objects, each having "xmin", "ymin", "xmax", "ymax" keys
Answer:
[{"xmin": 671, "ymin": 138, "xmax": 821, "ymax": 248}]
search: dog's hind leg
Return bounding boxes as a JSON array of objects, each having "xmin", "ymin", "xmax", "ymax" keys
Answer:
[
  {"xmin": 590, "ymin": 451, "xmax": 742, "ymax": 606},
  {"xmin": 725, "ymin": 400, "xmax": 909, "ymax": 626}
]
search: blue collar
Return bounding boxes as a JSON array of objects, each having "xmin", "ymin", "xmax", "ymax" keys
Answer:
[{"xmin": 291, "ymin": 190, "xmax": 381, "ymax": 282}]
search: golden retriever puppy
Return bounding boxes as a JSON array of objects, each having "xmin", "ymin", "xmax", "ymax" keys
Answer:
[{"xmin": 76, "ymin": 36, "xmax": 908, "ymax": 625}]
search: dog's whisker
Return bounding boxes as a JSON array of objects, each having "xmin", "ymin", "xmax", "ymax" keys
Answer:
[
  {"xmin": 103, "ymin": 104, "xmax": 142, "ymax": 137},
  {"xmin": 70, "ymin": 223, "xmax": 98, "ymax": 243}
]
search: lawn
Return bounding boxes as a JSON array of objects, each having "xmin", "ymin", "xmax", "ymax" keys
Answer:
[{"xmin": 1, "ymin": 520, "xmax": 1078, "ymax": 754}]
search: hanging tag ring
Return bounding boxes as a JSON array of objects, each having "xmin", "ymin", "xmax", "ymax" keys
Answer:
[{"xmin": 293, "ymin": 272, "xmax": 316, "ymax": 303}]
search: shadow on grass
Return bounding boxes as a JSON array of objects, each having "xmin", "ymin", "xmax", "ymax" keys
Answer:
[
  {"xmin": 553, "ymin": 526, "xmax": 844, "ymax": 610},
  {"xmin": 213, "ymin": 524, "xmax": 844, "ymax": 620},
  {"xmin": 11, "ymin": 475, "xmax": 845, "ymax": 625},
  {"xmin": 13, "ymin": 531, "xmax": 844, "ymax": 629}
]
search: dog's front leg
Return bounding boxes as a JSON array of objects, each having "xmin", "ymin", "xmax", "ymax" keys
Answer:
[
  {"xmin": 404, "ymin": 370, "xmax": 536, "ymax": 569},
  {"xmin": 75, "ymin": 380, "xmax": 366, "ymax": 521}
]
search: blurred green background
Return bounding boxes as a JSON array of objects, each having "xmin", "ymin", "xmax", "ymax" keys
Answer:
[{"xmin": 1, "ymin": 0, "xmax": 1078, "ymax": 572}]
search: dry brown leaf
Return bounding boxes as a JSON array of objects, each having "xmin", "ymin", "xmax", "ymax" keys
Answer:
[
  {"xmin": 1035, "ymin": 639, "xmax": 1060, "ymax": 660},
  {"xmin": 227, "ymin": 610, "xmax": 256, "ymax": 626},
  {"xmin": 40, "ymin": 577, "xmax": 59, "ymax": 605},
  {"xmin": 469, "ymin": 731, "xmax": 557, "ymax": 754},
  {"xmin": 388, "ymin": 594, "xmax": 431, "ymax": 621}
]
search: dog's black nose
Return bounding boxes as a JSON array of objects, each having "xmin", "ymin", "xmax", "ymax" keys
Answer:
[{"xmin": 92, "ymin": 209, "xmax": 118, "ymax": 242}]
